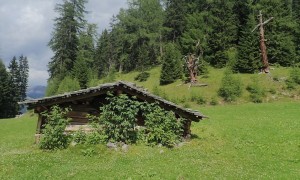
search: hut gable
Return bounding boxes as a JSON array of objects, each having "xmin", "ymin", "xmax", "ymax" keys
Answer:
[{"xmin": 20, "ymin": 81, "xmax": 206, "ymax": 141}]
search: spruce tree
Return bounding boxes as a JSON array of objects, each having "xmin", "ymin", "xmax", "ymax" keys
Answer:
[
  {"xmin": 206, "ymin": 0, "xmax": 238, "ymax": 68},
  {"xmin": 0, "ymin": 60, "xmax": 14, "ymax": 118},
  {"xmin": 160, "ymin": 43, "xmax": 182, "ymax": 85},
  {"xmin": 94, "ymin": 29, "xmax": 111, "ymax": 77},
  {"xmin": 253, "ymin": 0, "xmax": 297, "ymax": 66},
  {"xmin": 18, "ymin": 55, "xmax": 29, "ymax": 101},
  {"xmin": 234, "ymin": 14, "xmax": 260, "ymax": 73},
  {"xmin": 8, "ymin": 57, "xmax": 20, "ymax": 115},
  {"xmin": 48, "ymin": 0, "xmax": 87, "ymax": 80},
  {"xmin": 292, "ymin": 0, "xmax": 300, "ymax": 64},
  {"xmin": 164, "ymin": 0, "xmax": 188, "ymax": 43}
]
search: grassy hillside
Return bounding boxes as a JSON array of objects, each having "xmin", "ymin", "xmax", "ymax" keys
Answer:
[
  {"xmin": 95, "ymin": 66, "xmax": 299, "ymax": 108},
  {"xmin": 0, "ymin": 102, "xmax": 299, "ymax": 179}
]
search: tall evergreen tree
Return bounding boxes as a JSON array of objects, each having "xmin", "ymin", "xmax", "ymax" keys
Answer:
[
  {"xmin": 116, "ymin": 0, "xmax": 164, "ymax": 71},
  {"xmin": 205, "ymin": 0, "xmax": 238, "ymax": 68},
  {"xmin": 48, "ymin": 0, "xmax": 87, "ymax": 80},
  {"xmin": 164, "ymin": 0, "xmax": 188, "ymax": 43},
  {"xmin": 234, "ymin": 14, "xmax": 260, "ymax": 73},
  {"xmin": 8, "ymin": 56, "xmax": 21, "ymax": 115},
  {"xmin": 160, "ymin": 43, "xmax": 182, "ymax": 85},
  {"xmin": 253, "ymin": 0, "xmax": 297, "ymax": 66},
  {"xmin": 94, "ymin": 29, "xmax": 112, "ymax": 77},
  {"xmin": 0, "ymin": 60, "xmax": 14, "ymax": 118},
  {"xmin": 73, "ymin": 24, "xmax": 96, "ymax": 88},
  {"xmin": 18, "ymin": 55, "xmax": 29, "ymax": 101},
  {"xmin": 292, "ymin": 0, "xmax": 300, "ymax": 63}
]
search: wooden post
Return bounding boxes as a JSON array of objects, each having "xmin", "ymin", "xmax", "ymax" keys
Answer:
[{"xmin": 252, "ymin": 11, "xmax": 273, "ymax": 73}]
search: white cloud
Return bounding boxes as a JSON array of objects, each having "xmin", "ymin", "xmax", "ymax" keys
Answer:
[
  {"xmin": 28, "ymin": 68, "xmax": 49, "ymax": 87},
  {"xmin": 0, "ymin": 0, "xmax": 127, "ymax": 88}
]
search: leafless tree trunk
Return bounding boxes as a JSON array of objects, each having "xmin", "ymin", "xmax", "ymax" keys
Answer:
[{"xmin": 252, "ymin": 11, "xmax": 273, "ymax": 73}]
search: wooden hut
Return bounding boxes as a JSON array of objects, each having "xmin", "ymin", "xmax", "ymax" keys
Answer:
[{"xmin": 20, "ymin": 81, "xmax": 206, "ymax": 142}]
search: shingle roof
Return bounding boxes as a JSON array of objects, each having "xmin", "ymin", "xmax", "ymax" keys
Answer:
[{"xmin": 20, "ymin": 81, "xmax": 206, "ymax": 122}]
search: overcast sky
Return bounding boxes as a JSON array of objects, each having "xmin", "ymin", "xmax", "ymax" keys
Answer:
[{"xmin": 0, "ymin": 0, "xmax": 127, "ymax": 87}]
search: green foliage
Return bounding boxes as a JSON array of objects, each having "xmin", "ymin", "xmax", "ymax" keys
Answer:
[
  {"xmin": 246, "ymin": 78, "xmax": 266, "ymax": 103},
  {"xmin": 72, "ymin": 58, "xmax": 90, "ymax": 89},
  {"xmin": 72, "ymin": 129, "xmax": 87, "ymax": 144},
  {"xmin": 210, "ymin": 97, "xmax": 218, "ymax": 106},
  {"xmin": 289, "ymin": 67, "xmax": 300, "ymax": 84},
  {"xmin": 190, "ymin": 93, "xmax": 206, "ymax": 105},
  {"xmin": 0, "ymin": 60, "xmax": 15, "ymax": 118},
  {"xmin": 134, "ymin": 72, "xmax": 150, "ymax": 82},
  {"xmin": 48, "ymin": 0, "xmax": 87, "ymax": 79},
  {"xmin": 95, "ymin": 94, "xmax": 141, "ymax": 143},
  {"xmin": 39, "ymin": 106, "xmax": 70, "ymax": 150},
  {"xmin": 218, "ymin": 70, "xmax": 243, "ymax": 102},
  {"xmin": 102, "ymin": 69, "xmax": 117, "ymax": 83},
  {"xmin": 286, "ymin": 67, "xmax": 300, "ymax": 89},
  {"xmin": 141, "ymin": 103, "xmax": 184, "ymax": 147},
  {"xmin": 45, "ymin": 77, "xmax": 60, "ymax": 96},
  {"xmin": 56, "ymin": 76, "xmax": 81, "ymax": 94},
  {"xmin": 160, "ymin": 43, "xmax": 182, "ymax": 85}
]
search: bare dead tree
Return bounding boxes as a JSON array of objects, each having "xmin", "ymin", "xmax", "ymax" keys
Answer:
[
  {"xmin": 252, "ymin": 10, "xmax": 273, "ymax": 73},
  {"xmin": 183, "ymin": 40, "xmax": 207, "ymax": 88}
]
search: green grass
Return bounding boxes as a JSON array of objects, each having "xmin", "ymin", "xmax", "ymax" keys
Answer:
[
  {"xmin": 95, "ymin": 66, "xmax": 299, "ymax": 107},
  {"xmin": 1, "ymin": 102, "xmax": 299, "ymax": 179}
]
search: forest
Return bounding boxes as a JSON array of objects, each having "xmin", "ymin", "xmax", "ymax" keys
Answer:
[{"xmin": 45, "ymin": 0, "xmax": 300, "ymax": 96}]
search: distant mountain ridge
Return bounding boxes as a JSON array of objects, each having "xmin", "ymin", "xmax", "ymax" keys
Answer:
[{"xmin": 27, "ymin": 85, "xmax": 46, "ymax": 99}]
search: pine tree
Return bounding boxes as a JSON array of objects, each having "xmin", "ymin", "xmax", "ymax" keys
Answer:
[
  {"xmin": 18, "ymin": 55, "xmax": 29, "ymax": 101},
  {"xmin": 73, "ymin": 24, "xmax": 96, "ymax": 88},
  {"xmin": 160, "ymin": 43, "xmax": 182, "ymax": 85},
  {"xmin": 253, "ymin": 0, "xmax": 297, "ymax": 66},
  {"xmin": 8, "ymin": 56, "xmax": 20, "ymax": 115},
  {"xmin": 206, "ymin": 0, "xmax": 238, "ymax": 68},
  {"xmin": 292, "ymin": 0, "xmax": 300, "ymax": 64},
  {"xmin": 0, "ymin": 60, "xmax": 14, "ymax": 118},
  {"xmin": 94, "ymin": 29, "xmax": 111, "ymax": 77},
  {"xmin": 48, "ymin": 0, "xmax": 87, "ymax": 80},
  {"xmin": 234, "ymin": 14, "xmax": 261, "ymax": 73},
  {"xmin": 116, "ymin": 0, "xmax": 164, "ymax": 71},
  {"xmin": 164, "ymin": 0, "xmax": 188, "ymax": 43}
]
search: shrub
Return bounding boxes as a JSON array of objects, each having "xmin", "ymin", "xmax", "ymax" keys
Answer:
[
  {"xmin": 57, "ymin": 76, "xmax": 81, "ymax": 94},
  {"xmin": 210, "ymin": 97, "xmax": 218, "ymax": 106},
  {"xmin": 141, "ymin": 103, "xmax": 184, "ymax": 147},
  {"xmin": 290, "ymin": 68, "xmax": 300, "ymax": 85},
  {"xmin": 196, "ymin": 96, "xmax": 207, "ymax": 105},
  {"xmin": 218, "ymin": 70, "xmax": 243, "ymax": 102},
  {"xmin": 39, "ymin": 106, "xmax": 70, "ymax": 150},
  {"xmin": 246, "ymin": 78, "xmax": 266, "ymax": 103},
  {"xmin": 72, "ymin": 129, "xmax": 87, "ymax": 144},
  {"xmin": 94, "ymin": 93, "xmax": 141, "ymax": 143},
  {"xmin": 134, "ymin": 72, "xmax": 150, "ymax": 82}
]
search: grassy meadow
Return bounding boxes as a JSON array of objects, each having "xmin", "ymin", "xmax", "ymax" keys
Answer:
[
  {"xmin": 0, "ymin": 102, "xmax": 299, "ymax": 179},
  {"xmin": 1, "ymin": 66, "xmax": 299, "ymax": 179}
]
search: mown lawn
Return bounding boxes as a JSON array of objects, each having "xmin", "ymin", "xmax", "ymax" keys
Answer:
[{"xmin": 0, "ymin": 102, "xmax": 299, "ymax": 179}]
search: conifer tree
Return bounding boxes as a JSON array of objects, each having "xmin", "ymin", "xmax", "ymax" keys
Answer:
[
  {"xmin": 48, "ymin": 0, "xmax": 87, "ymax": 80},
  {"xmin": 164, "ymin": 0, "xmax": 188, "ymax": 43},
  {"xmin": 160, "ymin": 43, "xmax": 182, "ymax": 85},
  {"xmin": 18, "ymin": 55, "xmax": 29, "ymax": 101},
  {"xmin": 8, "ymin": 56, "xmax": 21, "ymax": 115},
  {"xmin": 0, "ymin": 60, "xmax": 14, "ymax": 118},
  {"xmin": 292, "ymin": 0, "xmax": 300, "ymax": 63},
  {"xmin": 94, "ymin": 29, "xmax": 111, "ymax": 77},
  {"xmin": 206, "ymin": 0, "xmax": 238, "ymax": 68},
  {"xmin": 234, "ymin": 14, "xmax": 260, "ymax": 73},
  {"xmin": 253, "ymin": 0, "xmax": 297, "ymax": 66}
]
